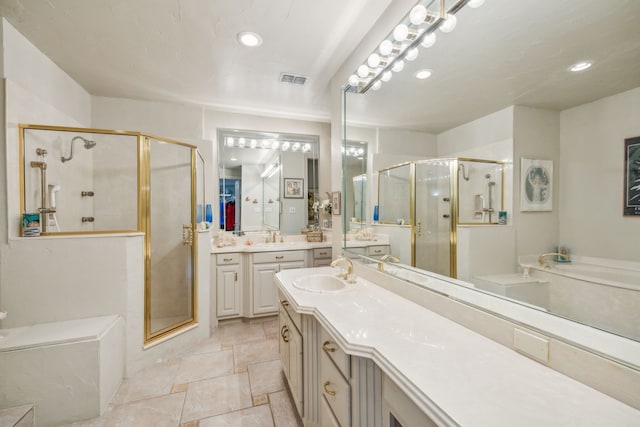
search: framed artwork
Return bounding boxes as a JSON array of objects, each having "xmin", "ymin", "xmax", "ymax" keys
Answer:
[
  {"xmin": 520, "ymin": 158, "xmax": 553, "ymax": 211},
  {"xmin": 284, "ymin": 178, "xmax": 304, "ymax": 198},
  {"xmin": 624, "ymin": 136, "xmax": 640, "ymax": 216},
  {"xmin": 332, "ymin": 191, "xmax": 341, "ymax": 215}
]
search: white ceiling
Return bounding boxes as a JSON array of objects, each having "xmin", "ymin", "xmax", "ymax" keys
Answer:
[
  {"xmin": 0, "ymin": 0, "xmax": 392, "ymax": 121},
  {"xmin": 1, "ymin": 0, "xmax": 639, "ymax": 133}
]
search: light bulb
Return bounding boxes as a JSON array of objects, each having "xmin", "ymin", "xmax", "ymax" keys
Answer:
[
  {"xmin": 421, "ymin": 32, "xmax": 436, "ymax": 48},
  {"xmin": 410, "ymin": 5, "xmax": 427, "ymax": 25},
  {"xmin": 292, "ymin": 142, "xmax": 300, "ymax": 151},
  {"xmin": 367, "ymin": 53, "xmax": 381, "ymax": 68},
  {"xmin": 281, "ymin": 141, "xmax": 290, "ymax": 151},
  {"xmin": 393, "ymin": 24, "xmax": 409, "ymax": 42},
  {"xmin": 371, "ymin": 80, "xmax": 382, "ymax": 91},
  {"xmin": 381, "ymin": 71, "xmax": 392, "ymax": 82},
  {"xmin": 357, "ymin": 64, "xmax": 370, "ymax": 78},
  {"xmin": 238, "ymin": 138, "xmax": 246, "ymax": 147},
  {"xmin": 379, "ymin": 40, "xmax": 394, "ymax": 56},
  {"xmin": 405, "ymin": 48, "xmax": 419, "ymax": 61},
  {"xmin": 250, "ymin": 139, "xmax": 257, "ymax": 148},
  {"xmin": 271, "ymin": 140, "xmax": 279, "ymax": 150},
  {"xmin": 440, "ymin": 14, "xmax": 457, "ymax": 33},
  {"xmin": 225, "ymin": 137, "xmax": 234, "ymax": 147},
  {"xmin": 348, "ymin": 74, "xmax": 360, "ymax": 86},
  {"xmin": 237, "ymin": 31, "xmax": 263, "ymax": 47},
  {"xmin": 468, "ymin": 0, "xmax": 485, "ymax": 8},
  {"xmin": 392, "ymin": 60, "xmax": 405, "ymax": 73}
]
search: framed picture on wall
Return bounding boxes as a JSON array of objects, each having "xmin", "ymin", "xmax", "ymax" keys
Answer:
[
  {"xmin": 520, "ymin": 158, "xmax": 553, "ymax": 211},
  {"xmin": 284, "ymin": 178, "xmax": 304, "ymax": 199},
  {"xmin": 332, "ymin": 191, "xmax": 341, "ymax": 215},
  {"xmin": 624, "ymin": 136, "xmax": 640, "ymax": 216}
]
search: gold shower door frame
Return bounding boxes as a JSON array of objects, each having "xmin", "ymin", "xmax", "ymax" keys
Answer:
[
  {"xmin": 141, "ymin": 135, "xmax": 199, "ymax": 344},
  {"xmin": 17, "ymin": 124, "xmax": 199, "ymax": 345}
]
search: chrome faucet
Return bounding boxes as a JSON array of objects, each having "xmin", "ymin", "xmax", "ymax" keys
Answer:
[
  {"xmin": 538, "ymin": 253, "xmax": 570, "ymax": 268},
  {"xmin": 378, "ymin": 254, "xmax": 400, "ymax": 272},
  {"xmin": 330, "ymin": 257, "xmax": 354, "ymax": 282}
]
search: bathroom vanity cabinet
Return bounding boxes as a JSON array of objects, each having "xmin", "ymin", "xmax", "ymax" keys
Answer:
[{"xmin": 251, "ymin": 250, "xmax": 306, "ymax": 316}]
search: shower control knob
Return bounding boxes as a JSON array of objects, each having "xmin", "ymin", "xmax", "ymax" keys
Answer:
[
  {"xmin": 81, "ymin": 191, "xmax": 95, "ymax": 197},
  {"xmin": 443, "ymin": 197, "xmax": 450, "ymax": 202},
  {"xmin": 442, "ymin": 214, "xmax": 450, "ymax": 218},
  {"xmin": 82, "ymin": 217, "xmax": 95, "ymax": 222}
]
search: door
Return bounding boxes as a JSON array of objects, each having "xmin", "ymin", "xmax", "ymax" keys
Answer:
[
  {"xmin": 217, "ymin": 265, "xmax": 240, "ymax": 317},
  {"xmin": 253, "ymin": 263, "xmax": 280, "ymax": 315},
  {"xmin": 414, "ymin": 161, "xmax": 452, "ymax": 277},
  {"xmin": 146, "ymin": 137, "xmax": 196, "ymax": 340}
]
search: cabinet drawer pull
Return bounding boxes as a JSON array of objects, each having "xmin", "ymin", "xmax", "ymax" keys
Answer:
[
  {"xmin": 323, "ymin": 381, "xmax": 336, "ymax": 396},
  {"xmin": 281, "ymin": 325, "xmax": 289, "ymax": 343},
  {"xmin": 275, "ymin": 255, "xmax": 284, "ymax": 260},
  {"xmin": 234, "ymin": 272, "xmax": 238, "ymax": 282},
  {"xmin": 319, "ymin": 252, "xmax": 327, "ymax": 256},
  {"xmin": 281, "ymin": 300, "xmax": 289, "ymax": 307},
  {"xmin": 373, "ymin": 249, "xmax": 382, "ymax": 253},
  {"xmin": 223, "ymin": 257, "xmax": 233, "ymax": 262},
  {"xmin": 322, "ymin": 340, "xmax": 337, "ymax": 353}
]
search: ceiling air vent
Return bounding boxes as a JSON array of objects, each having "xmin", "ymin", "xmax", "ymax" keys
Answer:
[{"xmin": 280, "ymin": 73, "xmax": 307, "ymax": 85}]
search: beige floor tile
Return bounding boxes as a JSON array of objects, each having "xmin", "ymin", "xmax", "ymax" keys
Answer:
[
  {"xmin": 222, "ymin": 322, "xmax": 266, "ymax": 345},
  {"xmin": 262, "ymin": 319, "xmax": 279, "ymax": 337},
  {"xmin": 80, "ymin": 393, "xmax": 185, "ymax": 427},
  {"xmin": 172, "ymin": 383, "xmax": 188, "ymax": 393},
  {"xmin": 175, "ymin": 350, "xmax": 234, "ymax": 384},
  {"xmin": 181, "ymin": 373, "xmax": 252, "ymax": 422},
  {"xmin": 269, "ymin": 390, "xmax": 303, "ymax": 427},
  {"xmin": 248, "ymin": 359, "xmax": 284, "ymax": 396},
  {"xmin": 182, "ymin": 331, "xmax": 223, "ymax": 355},
  {"xmin": 198, "ymin": 405, "xmax": 275, "ymax": 427},
  {"xmin": 112, "ymin": 359, "xmax": 180, "ymax": 405},
  {"xmin": 180, "ymin": 422, "xmax": 198, "ymax": 427},
  {"xmin": 234, "ymin": 338, "xmax": 279, "ymax": 370},
  {"xmin": 253, "ymin": 394, "xmax": 269, "ymax": 406}
]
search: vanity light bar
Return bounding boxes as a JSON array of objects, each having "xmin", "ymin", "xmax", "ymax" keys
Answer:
[
  {"xmin": 347, "ymin": 0, "xmax": 480, "ymax": 94},
  {"xmin": 225, "ymin": 138, "xmax": 314, "ymax": 153}
]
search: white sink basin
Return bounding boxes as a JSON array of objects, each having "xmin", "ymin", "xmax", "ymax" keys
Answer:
[{"xmin": 292, "ymin": 274, "xmax": 354, "ymax": 293}]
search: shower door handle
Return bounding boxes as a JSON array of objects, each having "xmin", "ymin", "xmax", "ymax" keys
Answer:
[
  {"xmin": 416, "ymin": 221, "xmax": 422, "ymax": 237},
  {"xmin": 182, "ymin": 224, "xmax": 193, "ymax": 246}
]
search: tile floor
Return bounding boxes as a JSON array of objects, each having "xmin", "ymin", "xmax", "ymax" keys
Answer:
[{"xmin": 71, "ymin": 317, "xmax": 302, "ymax": 427}]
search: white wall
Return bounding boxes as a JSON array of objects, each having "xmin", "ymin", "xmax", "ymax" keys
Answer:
[
  {"xmin": 513, "ymin": 106, "xmax": 561, "ymax": 260},
  {"xmin": 559, "ymin": 87, "xmax": 640, "ymax": 261}
]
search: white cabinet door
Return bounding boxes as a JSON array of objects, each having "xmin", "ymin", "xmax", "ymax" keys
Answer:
[
  {"xmin": 253, "ymin": 263, "xmax": 280, "ymax": 315},
  {"xmin": 279, "ymin": 306, "xmax": 290, "ymax": 377},
  {"xmin": 216, "ymin": 264, "xmax": 241, "ymax": 317}
]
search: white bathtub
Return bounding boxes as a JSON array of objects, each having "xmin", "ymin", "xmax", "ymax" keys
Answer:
[{"xmin": 520, "ymin": 256, "xmax": 640, "ymax": 340}]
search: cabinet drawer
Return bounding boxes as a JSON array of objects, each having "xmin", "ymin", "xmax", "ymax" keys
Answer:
[
  {"xmin": 320, "ymin": 394, "xmax": 341, "ymax": 427},
  {"xmin": 320, "ymin": 350, "xmax": 350, "ymax": 426},
  {"xmin": 216, "ymin": 253, "xmax": 241, "ymax": 265},
  {"xmin": 320, "ymin": 326, "xmax": 350, "ymax": 379},
  {"xmin": 313, "ymin": 247, "xmax": 332, "ymax": 259},
  {"xmin": 367, "ymin": 245, "xmax": 389, "ymax": 257},
  {"xmin": 278, "ymin": 290, "xmax": 302, "ymax": 332},
  {"xmin": 253, "ymin": 250, "xmax": 306, "ymax": 264}
]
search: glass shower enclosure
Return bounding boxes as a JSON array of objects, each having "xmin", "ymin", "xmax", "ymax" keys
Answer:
[
  {"xmin": 19, "ymin": 125, "xmax": 203, "ymax": 344},
  {"xmin": 378, "ymin": 158, "xmax": 504, "ymax": 277}
]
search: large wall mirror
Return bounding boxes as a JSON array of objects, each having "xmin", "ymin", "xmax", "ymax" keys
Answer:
[
  {"xmin": 342, "ymin": 0, "xmax": 640, "ymax": 360},
  {"xmin": 218, "ymin": 129, "xmax": 319, "ymax": 235}
]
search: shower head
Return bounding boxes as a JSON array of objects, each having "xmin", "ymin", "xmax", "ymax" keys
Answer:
[
  {"xmin": 458, "ymin": 163, "xmax": 470, "ymax": 181},
  {"xmin": 61, "ymin": 136, "xmax": 96, "ymax": 163}
]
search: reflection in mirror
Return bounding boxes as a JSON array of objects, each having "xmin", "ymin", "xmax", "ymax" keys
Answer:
[
  {"xmin": 217, "ymin": 129, "xmax": 319, "ymax": 235},
  {"xmin": 343, "ymin": 140, "xmax": 368, "ymax": 228},
  {"xmin": 341, "ymin": 0, "xmax": 640, "ymax": 346}
]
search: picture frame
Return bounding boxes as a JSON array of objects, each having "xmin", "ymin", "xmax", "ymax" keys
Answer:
[
  {"xmin": 284, "ymin": 178, "xmax": 304, "ymax": 199},
  {"xmin": 332, "ymin": 191, "xmax": 341, "ymax": 215},
  {"xmin": 520, "ymin": 158, "xmax": 553, "ymax": 211},
  {"xmin": 624, "ymin": 136, "xmax": 640, "ymax": 216}
]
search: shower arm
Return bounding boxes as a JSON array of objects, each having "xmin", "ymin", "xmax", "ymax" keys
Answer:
[{"xmin": 61, "ymin": 136, "xmax": 95, "ymax": 163}]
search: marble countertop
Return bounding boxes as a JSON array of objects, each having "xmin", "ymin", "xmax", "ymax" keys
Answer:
[{"xmin": 275, "ymin": 267, "xmax": 640, "ymax": 427}]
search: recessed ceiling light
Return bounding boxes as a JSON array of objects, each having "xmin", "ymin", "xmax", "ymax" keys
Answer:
[
  {"xmin": 237, "ymin": 31, "xmax": 262, "ymax": 47},
  {"xmin": 415, "ymin": 69, "xmax": 432, "ymax": 80},
  {"xmin": 569, "ymin": 61, "xmax": 592, "ymax": 72}
]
